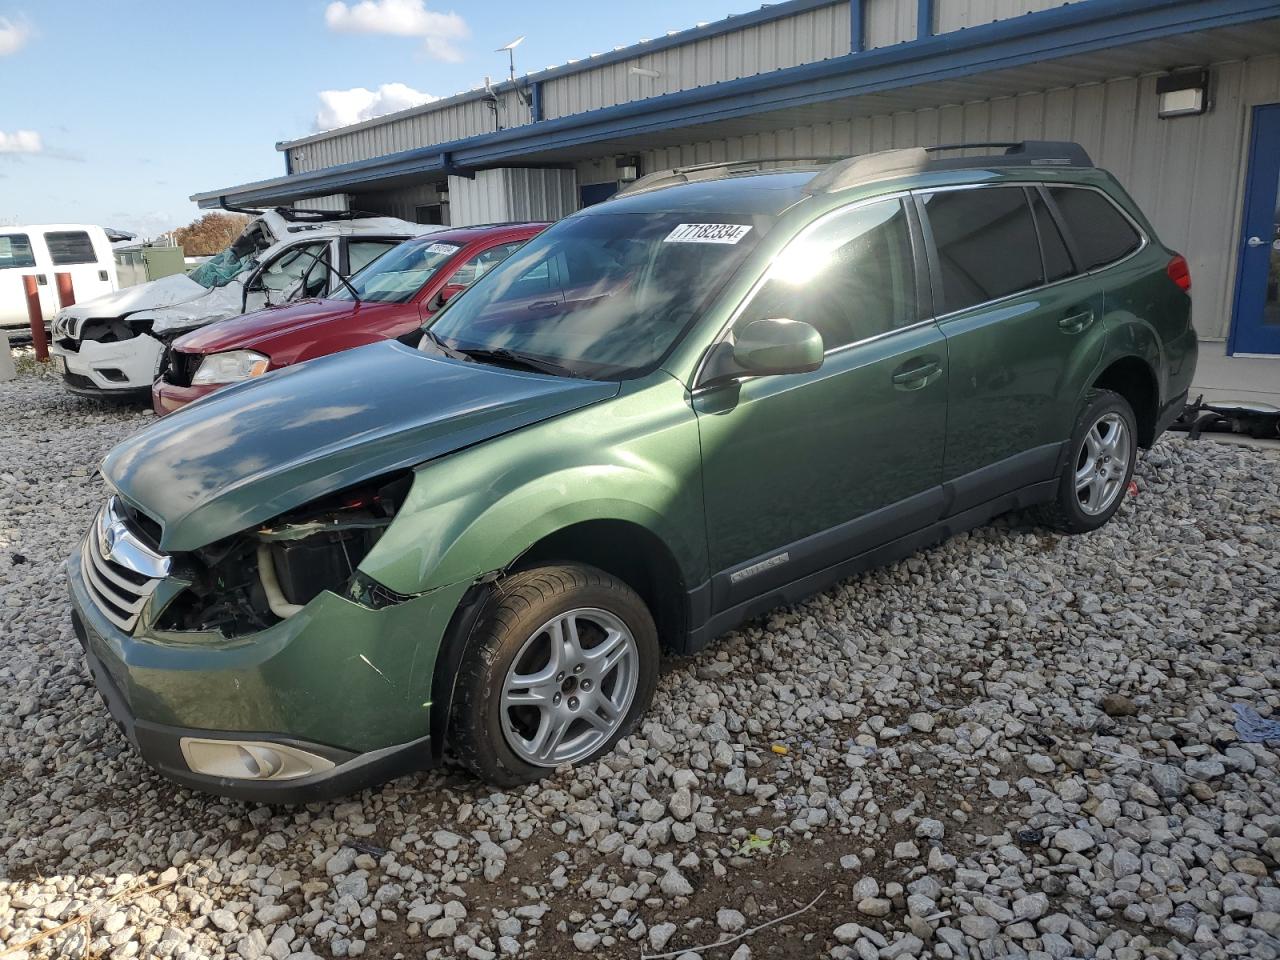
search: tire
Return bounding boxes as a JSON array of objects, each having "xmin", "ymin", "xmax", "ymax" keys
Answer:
[
  {"xmin": 1040, "ymin": 388, "xmax": 1138, "ymax": 534},
  {"xmin": 449, "ymin": 564, "xmax": 659, "ymax": 787}
]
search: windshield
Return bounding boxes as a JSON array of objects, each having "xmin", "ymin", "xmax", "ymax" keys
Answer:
[
  {"xmin": 332, "ymin": 239, "xmax": 462, "ymax": 304},
  {"xmin": 426, "ymin": 212, "xmax": 767, "ymax": 378},
  {"xmin": 188, "ymin": 247, "xmax": 255, "ymax": 289}
]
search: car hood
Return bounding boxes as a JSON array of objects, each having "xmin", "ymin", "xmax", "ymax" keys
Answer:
[
  {"xmin": 61, "ymin": 273, "xmax": 212, "ymax": 322},
  {"xmin": 173, "ymin": 299, "xmax": 405, "ymax": 355},
  {"xmin": 101, "ymin": 342, "xmax": 619, "ymax": 552}
]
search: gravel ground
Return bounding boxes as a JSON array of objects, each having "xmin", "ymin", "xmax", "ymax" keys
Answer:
[{"xmin": 1, "ymin": 362, "xmax": 1278, "ymax": 960}]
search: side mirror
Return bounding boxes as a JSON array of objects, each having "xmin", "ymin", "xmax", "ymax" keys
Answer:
[
  {"xmin": 701, "ymin": 318, "xmax": 824, "ymax": 387},
  {"xmin": 431, "ymin": 284, "xmax": 466, "ymax": 311}
]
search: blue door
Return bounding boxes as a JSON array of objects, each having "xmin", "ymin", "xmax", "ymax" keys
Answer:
[{"xmin": 1230, "ymin": 103, "xmax": 1280, "ymax": 355}]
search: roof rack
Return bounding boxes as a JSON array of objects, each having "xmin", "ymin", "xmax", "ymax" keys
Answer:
[
  {"xmin": 806, "ymin": 140, "xmax": 1094, "ymax": 195},
  {"xmin": 614, "ymin": 156, "xmax": 844, "ymax": 199}
]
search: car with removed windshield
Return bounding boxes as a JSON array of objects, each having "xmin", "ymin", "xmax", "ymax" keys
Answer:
[
  {"xmin": 152, "ymin": 222, "xmax": 545, "ymax": 414},
  {"xmin": 68, "ymin": 142, "xmax": 1195, "ymax": 800},
  {"xmin": 48, "ymin": 208, "xmax": 437, "ymax": 398}
]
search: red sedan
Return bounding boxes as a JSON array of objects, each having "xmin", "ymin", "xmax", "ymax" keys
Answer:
[{"xmin": 153, "ymin": 222, "xmax": 546, "ymax": 414}]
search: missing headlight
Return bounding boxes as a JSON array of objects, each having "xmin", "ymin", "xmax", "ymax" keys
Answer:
[{"xmin": 154, "ymin": 473, "xmax": 413, "ymax": 635}]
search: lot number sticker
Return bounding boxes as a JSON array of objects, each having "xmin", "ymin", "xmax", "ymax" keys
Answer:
[
  {"xmin": 426, "ymin": 243, "xmax": 461, "ymax": 255},
  {"xmin": 664, "ymin": 223, "xmax": 753, "ymax": 244}
]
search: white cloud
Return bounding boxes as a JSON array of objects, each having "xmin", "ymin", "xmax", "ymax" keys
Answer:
[
  {"xmin": 0, "ymin": 17, "xmax": 30, "ymax": 56},
  {"xmin": 314, "ymin": 82, "xmax": 439, "ymax": 132},
  {"xmin": 324, "ymin": 0, "xmax": 468, "ymax": 61},
  {"xmin": 0, "ymin": 130, "xmax": 42, "ymax": 154}
]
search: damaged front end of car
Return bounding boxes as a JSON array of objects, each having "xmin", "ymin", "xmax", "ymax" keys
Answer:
[{"xmin": 153, "ymin": 472, "xmax": 415, "ymax": 637}]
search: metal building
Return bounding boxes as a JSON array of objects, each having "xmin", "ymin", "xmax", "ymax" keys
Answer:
[{"xmin": 193, "ymin": 0, "xmax": 1280, "ymax": 360}]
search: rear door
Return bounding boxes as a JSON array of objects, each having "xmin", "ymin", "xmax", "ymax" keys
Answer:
[
  {"xmin": 43, "ymin": 228, "xmax": 115, "ymax": 306},
  {"xmin": 918, "ymin": 184, "xmax": 1102, "ymax": 506}
]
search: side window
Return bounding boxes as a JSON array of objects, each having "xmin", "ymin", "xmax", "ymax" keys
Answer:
[
  {"xmin": 0, "ymin": 233, "xmax": 37, "ymax": 269},
  {"xmin": 44, "ymin": 230, "xmax": 97, "ymax": 266},
  {"xmin": 922, "ymin": 187, "xmax": 1043, "ymax": 314},
  {"xmin": 1030, "ymin": 189, "xmax": 1075, "ymax": 283},
  {"xmin": 739, "ymin": 198, "xmax": 918, "ymax": 351},
  {"xmin": 449, "ymin": 242, "xmax": 526, "ymax": 288},
  {"xmin": 260, "ymin": 242, "xmax": 327, "ymax": 292},
  {"xmin": 1048, "ymin": 187, "xmax": 1142, "ymax": 271},
  {"xmin": 348, "ymin": 239, "xmax": 398, "ymax": 277}
]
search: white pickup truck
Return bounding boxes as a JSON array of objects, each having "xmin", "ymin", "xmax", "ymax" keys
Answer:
[{"xmin": 49, "ymin": 208, "xmax": 440, "ymax": 397}]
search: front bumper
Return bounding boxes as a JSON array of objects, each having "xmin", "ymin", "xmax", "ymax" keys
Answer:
[
  {"xmin": 51, "ymin": 333, "xmax": 164, "ymax": 395},
  {"xmin": 152, "ymin": 376, "xmax": 221, "ymax": 415},
  {"xmin": 67, "ymin": 542, "xmax": 470, "ymax": 802}
]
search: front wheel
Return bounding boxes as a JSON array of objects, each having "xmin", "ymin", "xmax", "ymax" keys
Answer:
[
  {"xmin": 1040, "ymin": 388, "xmax": 1137, "ymax": 534},
  {"xmin": 449, "ymin": 564, "xmax": 659, "ymax": 786}
]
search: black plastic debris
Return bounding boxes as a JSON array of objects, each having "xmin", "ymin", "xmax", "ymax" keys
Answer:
[{"xmin": 1170, "ymin": 395, "xmax": 1280, "ymax": 440}]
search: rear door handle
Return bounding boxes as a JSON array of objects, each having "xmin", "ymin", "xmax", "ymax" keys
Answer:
[
  {"xmin": 528, "ymin": 300, "xmax": 558, "ymax": 310},
  {"xmin": 891, "ymin": 359, "xmax": 942, "ymax": 390},
  {"xmin": 1058, "ymin": 309, "xmax": 1094, "ymax": 334}
]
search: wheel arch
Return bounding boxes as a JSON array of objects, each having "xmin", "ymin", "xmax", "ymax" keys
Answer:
[
  {"xmin": 1091, "ymin": 354, "xmax": 1160, "ymax": 447},
  {"xmin": 426, "ymin": 516, "xmax": 690, "ymax": 761}
]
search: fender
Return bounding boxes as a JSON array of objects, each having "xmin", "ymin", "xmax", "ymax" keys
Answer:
[
  {"xmin": 1098, "ymin": 307, "xmax": 1168, "ymax": 403},
  {"xmin": 357, "ymin": 372, "xmax": 709, "ymax": 598}
]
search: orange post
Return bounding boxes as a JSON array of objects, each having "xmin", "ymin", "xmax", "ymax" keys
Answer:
[
  {"xmin": 22, "ymin": 275, "xmax": 48, "ymax": 362},
  {"xmin": 55, "ymin": 272, "xmax": 76, "ymax": 308}
]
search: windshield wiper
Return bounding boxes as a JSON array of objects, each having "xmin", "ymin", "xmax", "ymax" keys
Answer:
[
  {"xmin": 456, "ymin": 346, "xmax": 579, "ymax": 378},
  {"xmin": 419, "ymin": 329, "xmax": 470, "ymax": 360}
]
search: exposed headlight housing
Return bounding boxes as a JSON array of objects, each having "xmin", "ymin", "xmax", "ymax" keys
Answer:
[{"xmin": 191, "ymin": 350, "xmax": 270, "ymax": 385}]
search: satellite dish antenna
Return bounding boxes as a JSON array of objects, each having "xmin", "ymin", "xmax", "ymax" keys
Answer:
[{"xmin": 496, "ymin": 36, "xmax": 526, "ymax": 81}]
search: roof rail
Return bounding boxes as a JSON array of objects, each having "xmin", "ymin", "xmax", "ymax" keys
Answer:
[
  {"xmin": 924, "ymin": 140, "xmax": 1094, "ymax": 168},
  {"xmin": 614, "ymin": 156, "xmax": 844, "ymax": 199},
  {"xmin": 806, "ymin": 140, "xmax": 1094, "ymax": 195}
]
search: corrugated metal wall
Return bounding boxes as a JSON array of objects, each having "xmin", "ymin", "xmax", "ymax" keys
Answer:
[
  {"xmin": 935, "ymin": 0, "xmax": 1087, "ymax": 35},
  {"xmin": 287, "ymin": 89, "xmax": 528, "ymax": 174},
  {"xmin": 595, "ymin": 54, "xmax": 1280, "ymax": 339},
  {"xmin": 540, "ymin": 3, "xmax": 851, "ymax": 120},
  {"xmin": 447, "ymin": 169, "xmax": 578, "ymax": 226},
  {"xmin": 354, "ymin": 183, "xmax": 447, "ymax": 222},
  {"xmin": 865, "ymin": 0, "xmax": 916, "ymax": 49},
  {"xmin": 293, "ymin": 194, "xmax": 349, "ymax": 211}
]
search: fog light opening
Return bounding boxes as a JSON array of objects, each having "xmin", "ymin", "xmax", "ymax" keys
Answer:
[{"xmin": 180, "ymin": 737, "xmax": 337, "ymax": 781}]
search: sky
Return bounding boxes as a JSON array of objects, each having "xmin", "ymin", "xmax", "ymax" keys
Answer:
[{"xmin": 0, "ymin": 0, "xmax": 754, "ymax": 238}]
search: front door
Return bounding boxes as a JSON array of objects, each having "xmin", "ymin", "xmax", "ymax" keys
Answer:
[
  {"xmin": 0, "ymin": 231, "xmax": 57, "ymax": 328},
  {"xmin": 1230, "ymin": 103, "xmax": 1280, "ymax": 356},
  {"xmin": 696, "ymin": 196, "xmax": 947, "ymax": 613}
]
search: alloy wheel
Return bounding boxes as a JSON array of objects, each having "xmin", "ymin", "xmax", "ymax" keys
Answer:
[
  {"xmin": 499, "ymin": 607, "xmax": 639, "ymax": 767},
  {"xmin": 1074, "ymin": 412, "xmax": 1130, "ymax": 516}
]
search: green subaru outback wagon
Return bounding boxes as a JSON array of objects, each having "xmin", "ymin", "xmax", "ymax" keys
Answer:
[{"xmin": 69, "ymin": 142, "xmax": 1197, "ymax": 800}]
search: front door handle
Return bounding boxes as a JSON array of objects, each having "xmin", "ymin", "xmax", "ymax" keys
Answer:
[
  {"xmin": 1246, "ymin": 236, "xmax": 1265, "ymax": 248},
  {"xmin": 1058, "ymin": 309, "xmax": 1094, "ymax": 334},
  {"xmin": 891, "ymin": 358, "xmax": 942, "ymax": 390},
  {"xmin": 528, "ymin": 300, "xmax": 558, "ymax": 310}
]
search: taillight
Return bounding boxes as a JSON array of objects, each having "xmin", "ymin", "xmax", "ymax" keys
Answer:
[{"xmin": 1167, "ymin": 254, "xmax": 1191, "ymax": 292}]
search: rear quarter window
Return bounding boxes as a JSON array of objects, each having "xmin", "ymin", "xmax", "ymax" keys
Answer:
[
  {"xmin": 1047, "ymin": 187, "xmax": 1142, "ymax": 271},
  {"xmin": 44, "ymin": 230, "xmax": 99, "ymax": 266},
  {"xmin": 0, "ymin": 233, "xmax": 36, "ymax": 269}
]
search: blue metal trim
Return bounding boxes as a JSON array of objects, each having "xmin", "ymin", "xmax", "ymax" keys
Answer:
[
  {"xmin": 530, "ymin": 81, "xmax": 544, "ymax": 124},
  {"xmin": 917, "ymin": 0, "xmax": 934, "ymax": 39},
  {"xmin": 274, "ymin": 0, "xmax": 843, "ymax": 153},
  {"xmin": 851, "ymin": 0, "xmax": 865, "ymax": 53},
  {"xmin": 195, "ymin": 0, "xmax": 1280, "ymax": 208}
]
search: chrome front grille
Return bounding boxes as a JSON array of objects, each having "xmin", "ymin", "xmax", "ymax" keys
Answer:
[{"xmin": 79, "ymin": 498, "xmax": 169, "ymax": 633}]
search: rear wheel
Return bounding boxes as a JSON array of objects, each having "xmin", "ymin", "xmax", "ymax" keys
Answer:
[
  {"xmin": 1040, "ymin": 389, "xmax": 1137, "ymax": 534},
  {"xmin": 450, "ymin": 564, "xmax": 659, "ymax": 786}
]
